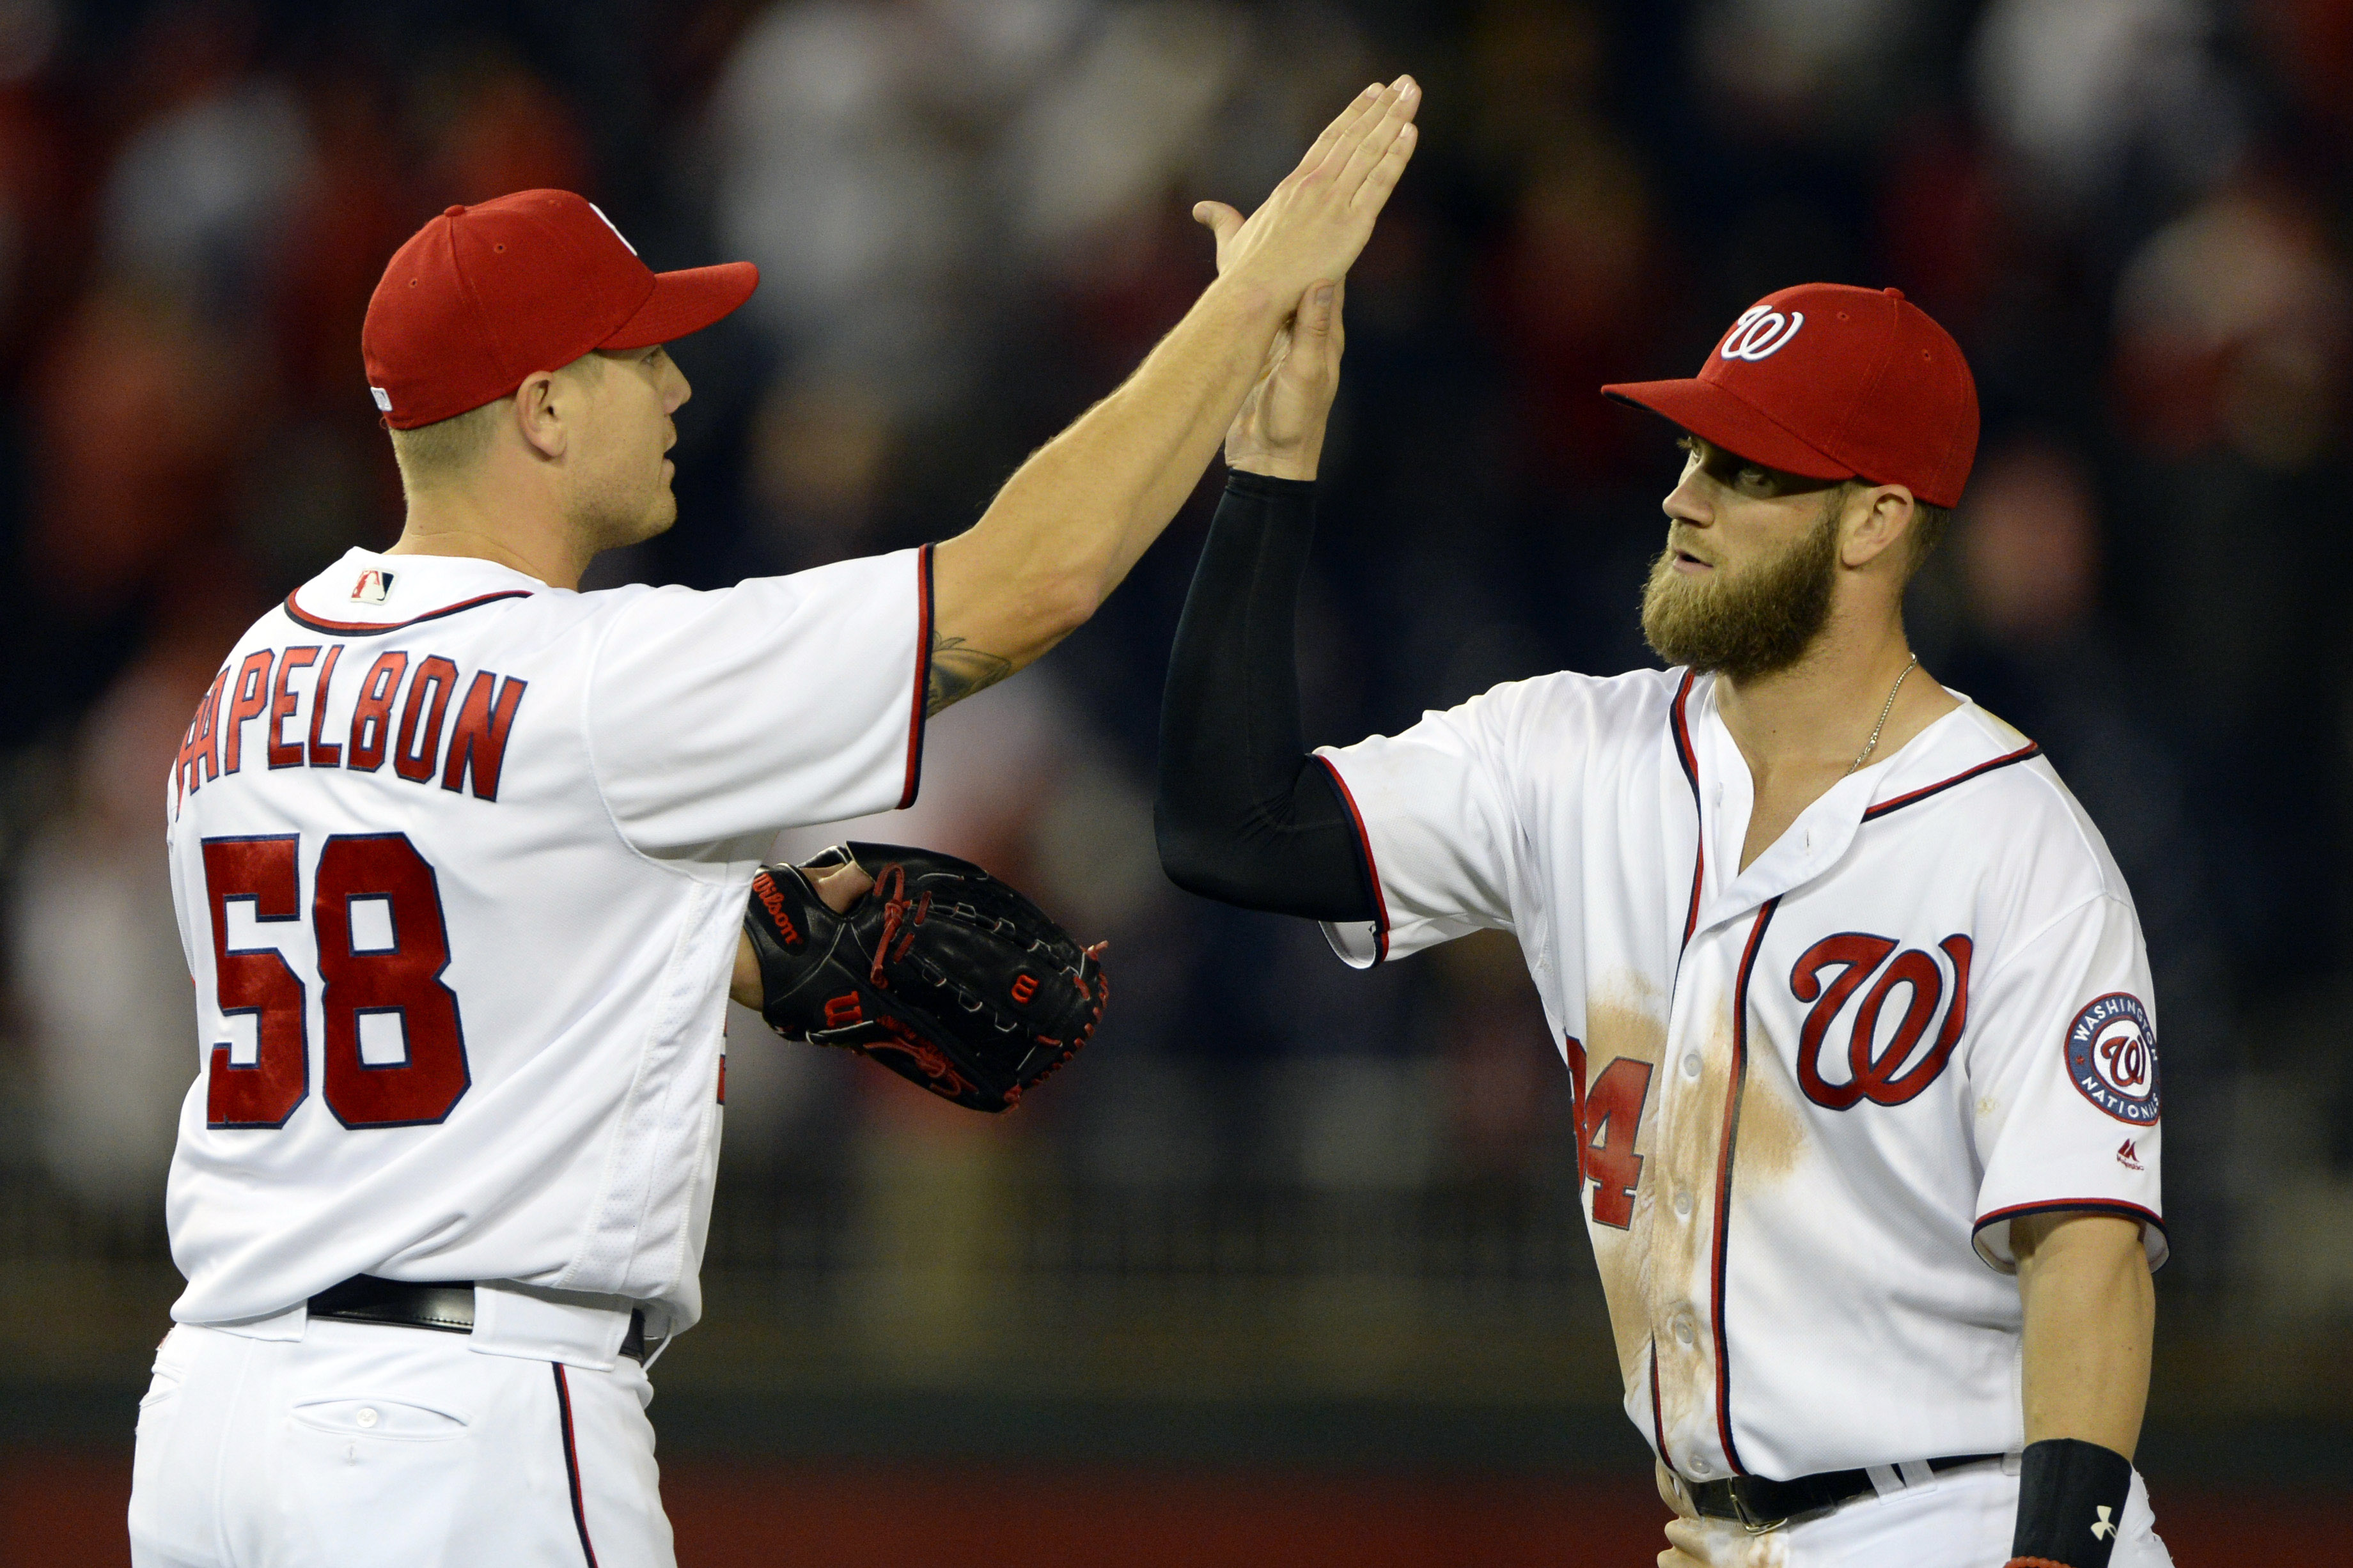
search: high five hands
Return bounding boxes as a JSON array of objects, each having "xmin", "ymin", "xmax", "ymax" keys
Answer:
[
  {"xmin": 1196, "ymin": 77, "xmax": 1419, "ymax": 480},
  {"xmin": 1220, "ymin": 277, "xmax": 1344, "ymax": 481}
]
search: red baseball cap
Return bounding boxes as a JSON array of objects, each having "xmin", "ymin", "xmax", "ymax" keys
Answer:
[
  {"xmin": 362, "ymin": 189, "xmax": 760, "ymax": 430},
  {"xmin": 1601, "ymin": 284, "xmax": 1979, "ymax": 508}
]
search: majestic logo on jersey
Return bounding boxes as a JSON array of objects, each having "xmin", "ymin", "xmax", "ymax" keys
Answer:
[
  {"xmin": 1789, "ymin": 933, "xmax": 1973, "ymax": 1110},
  {"xmin": 2115, "ymin": 1138, "xmax": 2142, "ymax": 1170},
  {"xmin": 2091, "ymin": 1505, "xmax": 2117, "ymax": 1541},
  {"xmin": 1719, "ymin": 304, "xmax": 1805, "ymax": 362},
  {"xmin": 2065, "ymin": 993, "xmax": 2159, "ymax": 1125}
]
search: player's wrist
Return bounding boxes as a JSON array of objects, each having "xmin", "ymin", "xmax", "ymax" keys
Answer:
[
  {"xmin": 1199, "ymin": 271, "xmax": 1286, "ymax": 332},
  {"xmin": 1226, "ymin": 442, "xmax": 1323, "ymax": 481},
  {"xmin": 1219, "ymin": 468, "xmax": 1318, "ymax": 499},
  {"xmin": 2010, "ymin": 1438, "xmax": 2132, "ymax": 1568},
  {"xmin": 1226, "ymin": 410, "xmax": 1331, "ymax": 481}
]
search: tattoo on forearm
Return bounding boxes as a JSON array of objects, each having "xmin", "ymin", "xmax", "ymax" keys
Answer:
[{"xmin": 926, "ymin": 633, "xmax": 1014, "ymax": 715}]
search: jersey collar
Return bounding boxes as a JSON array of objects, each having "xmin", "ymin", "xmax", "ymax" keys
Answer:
[
  {"xmin": 1682, "ymin": 672, "xmax": 2038, "ymax": 935},
  {"xmin": 283, "ymin": 548, "xmax": 549, "ymax": 637}
]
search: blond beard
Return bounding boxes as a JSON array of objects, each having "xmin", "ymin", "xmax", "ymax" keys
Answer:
[{"xmin": 1640, "ymin": 501, "xmax": 1840, "ymax": 681}]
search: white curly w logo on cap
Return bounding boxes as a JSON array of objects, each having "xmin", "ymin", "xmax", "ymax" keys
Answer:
[{"xmin": 1720, "ymin": 305, "xmax": 1805, "ymax": 362}]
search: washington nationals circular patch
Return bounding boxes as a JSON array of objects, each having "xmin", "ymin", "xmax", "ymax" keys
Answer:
[{"xmin": 2064, "ymin": 993, "xmax": 2160, "ymax": 1125}]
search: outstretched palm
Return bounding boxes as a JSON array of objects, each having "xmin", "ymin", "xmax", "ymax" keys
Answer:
[
  {"xmin": 1194, "ymin": 77, "xmax": 1411, "ymax": 478},
  {"xmin": 1193, "ymin": 79, "xmax": 1419, "ymax": 304}
]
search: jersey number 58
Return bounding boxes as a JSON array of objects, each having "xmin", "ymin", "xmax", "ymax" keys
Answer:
[{"xmin": 198, "ymin": 832, "xmax": 471, "ymax": 1130}]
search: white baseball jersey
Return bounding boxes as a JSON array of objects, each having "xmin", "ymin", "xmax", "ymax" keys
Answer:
[
  {"xmin": 1316, "ymin": 667, "xmax": 2164, "ymax": 1482},
  {"xmin": 160, "ymin": 545, "xmax": 932, "ymax": 1335}
]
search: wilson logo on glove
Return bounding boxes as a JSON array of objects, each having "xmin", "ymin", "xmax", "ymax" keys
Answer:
[
  {"xmin": 740, "ymin": 843, "xmax": 1109, "ymax": 1114},
  {"xmin": 750, "ymin": 871, "xmax": 803, "ymax": 947}
]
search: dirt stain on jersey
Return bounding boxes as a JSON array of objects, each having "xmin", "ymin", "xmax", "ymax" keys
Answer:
[
  {"xmin": 1643, "ymin": 987, "xmax": 1735, "ymax": 1455},
  {"xmin": 1593, "ymin": 977, "xmax": 1813, "ymax": 1473},
  {"xmin": 1582, "ymin": 972, "xmax": 1730, "ymax": 1453},
  {"xmin": 1732, "ymin": 1030, "xmax": 1806, "ymax": 1186},
  {"xmin": 1583, "ymin": 973, "xmax": 1668, "ymax": 1386}
]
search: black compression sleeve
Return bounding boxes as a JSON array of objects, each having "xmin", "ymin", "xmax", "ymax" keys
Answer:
[{"xmin": 1154, "ymin": 472, "xmax": 1377, "ymax": 922}]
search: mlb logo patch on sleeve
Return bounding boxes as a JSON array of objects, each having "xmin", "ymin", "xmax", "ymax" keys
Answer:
[{"xmin": 2065, "ymin": 993, "xmax": 2159, "ymax": 1125}]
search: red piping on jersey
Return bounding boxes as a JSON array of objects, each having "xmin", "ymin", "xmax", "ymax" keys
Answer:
[
  {"xmin": 1709, "ymin": 896, "xmax": 1779, "ymax": 1478},
  {"xmin": 1860, "ymin": 743, "xmax": 2041, "ymax": 821},
  {"xmin": 1670, "ymin": 671, "xmax": 1705, "ymax": 946},
  {"xmin": 899, "ymin": 545, "xmax": 935, "ymax": 810},
  {"xmin": 1973, "ymin": 1200, "xmax": 2166, "ymax": 1253},
  {"xmin": 1318, "ymin": 754, "xmax": 1390, "ymax": 964},
  {"xmin": 551, "ymin": 1363, "xmax": 600, "ymax": 1567},
  {"xmin": 1648, "ymin": 1339, "xmax": 1669, "ymax": 1464},
  {"xmin": 283, "ymin": 589, "xmax": 533, "ymax": 637}
]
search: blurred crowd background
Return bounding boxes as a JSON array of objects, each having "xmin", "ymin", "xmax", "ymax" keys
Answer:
[{"xmin": 0, "ymin": 0, "xmax": 2345, "ymax": 1465}]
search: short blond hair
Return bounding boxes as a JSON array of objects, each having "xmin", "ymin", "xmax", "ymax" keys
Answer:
[{"xmin": 387, "ymin": 398, "xmax": 505, "ymax": 488}]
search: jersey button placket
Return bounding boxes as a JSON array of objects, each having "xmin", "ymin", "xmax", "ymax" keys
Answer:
[{"xmin": 1655, "ymin": 920, "xmax": 1732, "ymax": 1483}]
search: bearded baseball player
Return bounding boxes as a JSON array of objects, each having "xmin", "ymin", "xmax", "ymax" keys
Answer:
[
  {"xmin": 130, "ymin": 78, "xmax": 1420, "ymax": 1567},
  {"xmin": 1157, "ymin": 281, "xmax": 2171, "ymax": 1567}
]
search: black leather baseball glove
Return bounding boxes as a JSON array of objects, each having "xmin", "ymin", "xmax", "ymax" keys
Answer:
[{"xmin": 742, "ymin": 842, "xmax": 1107, "ymax": 1112}]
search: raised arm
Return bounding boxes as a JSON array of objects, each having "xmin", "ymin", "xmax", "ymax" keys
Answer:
[
  {"xmin": 1153, "ymin": 268, "xmax": 1375, "ymax": 922},
  {"xmin": 923, "ymin": 77, "xmax": 1421, "ymax": 713}
]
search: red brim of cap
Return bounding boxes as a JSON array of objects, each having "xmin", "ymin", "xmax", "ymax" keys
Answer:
[
  {"xmin": 1600, "ymin": 377, "xmax": 1854, "ymax": 485},
  {"xmin": 600, "ymin": 261, "xmax": 760, "ymax": 350}
]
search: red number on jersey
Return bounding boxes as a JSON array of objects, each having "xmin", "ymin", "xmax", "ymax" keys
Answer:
[
  {"xmin": 198, "ymin": 832, "xmax": 471, "ymax": 1129},
  {"xmin": 315, "ymin": 834, "xmax": 471, "ymax": 1128},
  {"xmin": 1565, "ymin": 1035, "xmax": 1655, "ymax": 1230},
  {"xmin": 201, "ymin": 836, "xmax": 309, "ymax": 1128}
]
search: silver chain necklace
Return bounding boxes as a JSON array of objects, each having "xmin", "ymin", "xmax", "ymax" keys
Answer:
[{"xmin": 1846, "ymin": 654, "xmax": 1919, "ymax": 775}]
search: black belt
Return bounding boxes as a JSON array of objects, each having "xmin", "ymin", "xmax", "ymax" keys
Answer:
[
  {"xmin": 308, "ymin": 1276, "xmax": 648, "ymax": 1363},
  {"xmin": 1688, "ymin": 1452, "xmax": 2006, "ymax": 1531}
]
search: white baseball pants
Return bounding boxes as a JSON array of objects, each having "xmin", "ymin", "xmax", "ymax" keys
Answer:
[
  {"xmin": 128, "ymin": 1320, "xmax": 674, "ymax": 1567},
  {"xmin": 1659, "ymin": 1457, "xmax": 2174, "ymax": 1567}
]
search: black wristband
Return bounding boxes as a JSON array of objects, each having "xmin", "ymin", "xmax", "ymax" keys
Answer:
[{"xmin": 2010, "ymin": 1438, "xmax": 2132, "ymax": 1567}]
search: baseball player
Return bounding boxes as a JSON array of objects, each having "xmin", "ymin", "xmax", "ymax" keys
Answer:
[
  {"xmin": 1157, "ymin": 281, "xmax": 2171, "ymax": 1568},
  {"xmin": 131, "ymin": 78, "xmax": 1420, "ymax": 1567}
]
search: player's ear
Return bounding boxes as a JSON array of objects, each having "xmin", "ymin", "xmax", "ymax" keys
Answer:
[
  {"xmin": 1840, "ymin": 484, "xmax": 1915, "ymax": 571},
  {"xmin": 512, "ymin": 369, "xmax": 568, "ymax": 460}
]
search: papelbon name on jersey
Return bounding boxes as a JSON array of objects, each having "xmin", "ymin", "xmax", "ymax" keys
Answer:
[{"xmin": 173, "ymin": 644, "xmax": 527, "ymax": 815}]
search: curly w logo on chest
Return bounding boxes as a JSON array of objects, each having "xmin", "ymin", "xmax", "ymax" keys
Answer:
[{"xmin": 1788, "ymin": 933, "xmax": 1973, "ymax": 1110}]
